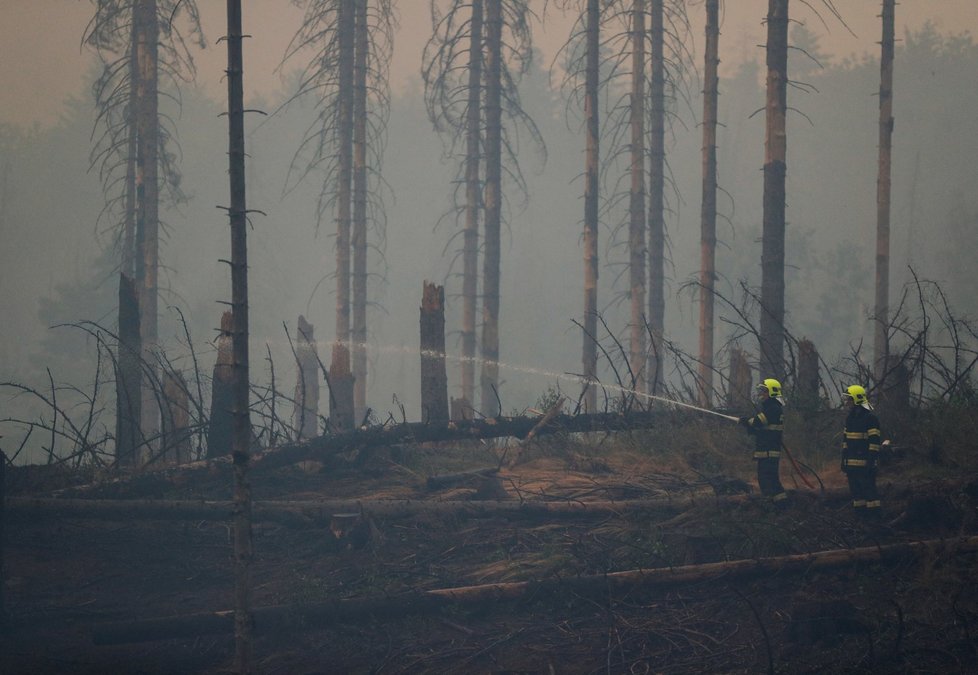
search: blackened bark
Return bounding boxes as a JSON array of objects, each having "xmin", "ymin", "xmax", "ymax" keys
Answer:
[
  {"xmin": 462, "ymin": 0, "xmax": 484, "ymax": 409},
  {"xmin": 874, "ymin": 0, "xmax": 895, "ymax": 377},
  {"xmin": 420, "ymin": 282, "xmax": 449, "ymax": 424},
  {"xmin": 582, "ymin": 0, "xmax": 600, "ymax": 411},
  {"xmin": 698, "ymin": 0, "xmax": 720, "ymax": 407},
  {"xmin": 647, "ymin": 0, "xmax": 665, "ymax": 395},
  {"xmin": 352, "ymin": 0, "xmax": 369, "ymax": 418},
  {"xmin": 225, "ymin": 1, "xmax": 254, "ymax": 668},
  {"xmin": 116, "ymin": 273, "xmax": 142, "ymax": 466},
  {"xmin": 480, "ymin": 0, "xmax": 503, "ymax": 417},
  {"xmin": 629, "ymin": 0, "xmax": 647, "ymax": 396},
  {"xmin": 760, "ymin": 0, "xmax": 789, "ymax": 381}
]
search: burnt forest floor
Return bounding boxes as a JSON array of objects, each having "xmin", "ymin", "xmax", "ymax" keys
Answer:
[{"xmin": 2, "ymin": 412, "xmax": 978, "ymax": 674}]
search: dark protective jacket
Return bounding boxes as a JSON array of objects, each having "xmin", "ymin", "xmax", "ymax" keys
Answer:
[
  {"xmin": 743, "ymin": 397, "xmax": 784, "ymax": 459},
  {"xmin": 842, "ymin": 406, "xmax": 881, "ymax": 469}
]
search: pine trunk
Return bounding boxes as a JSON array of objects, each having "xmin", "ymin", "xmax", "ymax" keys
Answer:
[
  {"xmin": 134, "ymin": 0, "xmax": 160, "ymax": 457},
  {"xmin": 420, "ymin": 282, "xmax": 449, "ymax": 424},
  {"xmin": 352, "ymin": 0, "xmax": 369, "ymax": 418},
  {"xmin": 629, "ymin": 0, "xmax": 647, "ymax": 396},
  {"xmin": 760, "ymin": 0, "xmax": 789, "ymax": 381},
  {"xmin": 647, "ymin": 0, "xmax": 665, "ymax": 395},
  {"xmin": 874, "ymin": 0, "xmax": 895, "ymax": 378},
  {"xmin": 480, "ymin": 0, "xmax": 503, "ymax": 417},
  {"xmin": 461, "ymin": 0, "xmax": 484, "ymax": 410},
  {"xmin": 698, "ymin": 0, "xmax": 720, "ymax": 407},
  {"xmin": 116, "ymin": 273, "xmax": 142, "ymax": 466},
  {"xmin": 333, "ymin": 0, "xmax": 355, "ymax": 382},
  {"xmin": 225, "ymin": 1, "xmax": 254, "ymax": 669},
  {"xmin": 582, "ymin": 0, "xmax": 600, "ymax": 412}
]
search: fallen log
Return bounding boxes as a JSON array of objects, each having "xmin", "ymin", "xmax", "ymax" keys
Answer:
[
  {"xmin": 91, "ymin": 535, "xmax": 978, "ymax": 644},
  {"xmin": 254, "ymin": 409, "xmax": 672, "ymax": 472},
  {"xmin": 10, "ymin": 490, "xmax": 809, "ymax": 524}
]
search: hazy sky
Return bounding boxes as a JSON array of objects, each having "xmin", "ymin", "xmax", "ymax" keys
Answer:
[{"xmin": 2, "ymin": 1, "xmax": 977, "ymax": 129}]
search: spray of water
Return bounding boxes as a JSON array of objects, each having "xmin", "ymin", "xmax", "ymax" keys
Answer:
[{"xmin": 297, "ymin": 338, "xmax": 739, "ymax": 423}]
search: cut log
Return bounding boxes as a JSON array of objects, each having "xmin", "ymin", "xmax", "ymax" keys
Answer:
[{"xmin": 92, "ymin": 535, "xmax": 978, "ymax": 644}]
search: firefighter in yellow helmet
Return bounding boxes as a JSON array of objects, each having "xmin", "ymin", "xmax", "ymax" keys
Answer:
[
  {"xmin": 841, "ymin": 384, "xmax": 882, "ymax": 518},
  {"xmin": 739, "ymin": 378, "xmax": 788, "ymax": 505}
]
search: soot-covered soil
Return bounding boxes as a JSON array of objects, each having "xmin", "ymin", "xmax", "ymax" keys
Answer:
[{"xmin": 2, "ymin": 432, "xmax": 977, "ymax": 674}]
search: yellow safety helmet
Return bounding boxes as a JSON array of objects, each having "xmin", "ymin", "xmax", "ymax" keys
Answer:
[
  {"xmin": 844, "ymin": 384, "xmax": 871, "ymax": 409},
  {"xmin": 756, "ymin": 378, "xmax": 782, "ymax": 398}
]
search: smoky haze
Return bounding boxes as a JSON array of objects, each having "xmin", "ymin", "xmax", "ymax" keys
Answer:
[{"xmin": 1, "ymin": 4, "xmax": 977, "ymax": 463}]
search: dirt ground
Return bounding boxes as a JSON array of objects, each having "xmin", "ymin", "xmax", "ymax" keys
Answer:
[{"xmin": 2, "ymin": 427, "xmax": 978, "ymax": 674}]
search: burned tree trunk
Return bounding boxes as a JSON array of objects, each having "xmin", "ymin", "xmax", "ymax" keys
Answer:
[
  {"xmin": 293, "ymin": 315, "xmax": 320, "ymax": 440},
  {"xmin": 352, "ymin": 0, "xmax": 369, "ymax": 419},
  {"xmin": 582, "ymin": 0, "xmax": 600, "ymax": 412},
  {"xmin": 874, "ymin": 0, "xmax": 895, "ymax": 377},
  {"xmin": 647, "ymin": 0, "xmax": 666, "ymax": 395},
  {"xmin": 480, "ymin": 0, "xmax": 503, "ymax": 417},
  {"xmin": 329, "ymin": 343, "xmax": 356, "ymax": 432},
  {"xmin": 628, "ymin": 0, "xmax": 647, "ymax": 396},
  {"xmin": 420, "ymin": 282, "xmax": 449, "ymax": 424},
  {"xmin": 697, "ymin": 0, "xmax": 720, "ymax": 408},
  {"xmin": 795, "ymin": 338, "xmax": 820, "ymax": 412},
  {"xmin": 116, "ymin": 273, "xmax": 142, "ymax": 466},
  {"xmin": 224, "ymin": 1, "xmax": 254, "ymax": 668},
  {"xmin": 207, "ymin": 311, "xmax": 234, "ymax": 458},
  {"xmin": 162, "ymin": 370, "xmax": 191, "ymax": 464},
  {"xmin": 461, "ymin": 0, "xmax": 484, "ymax": 410},
  {"xmin": 727, "ymin": 347, "xmax": 752, "ymax": 411},
  {"xmin": 760, "ymin": 0, "xmax": 789, "ymax": 381}
]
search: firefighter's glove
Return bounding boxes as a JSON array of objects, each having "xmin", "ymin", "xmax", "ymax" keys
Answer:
[{"xmin": 738, "ymin": 416, "xmax": 750, "ymax": 428}]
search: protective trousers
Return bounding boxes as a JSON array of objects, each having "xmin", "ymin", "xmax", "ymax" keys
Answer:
[
  {"xmin": 756, "ymin": 457, "xmax": 787, "ymax": 503},
  {"xmin": 845, "ymin": 466, "xmax": 880, "ymax": 514}
]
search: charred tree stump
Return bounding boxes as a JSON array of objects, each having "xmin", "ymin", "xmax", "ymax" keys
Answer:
[
  {"xmin": 795, "ymin": 339, "xmax": 821, "ymax": 413},
  {"xmin": 162, "ymin": 370, "xmax": 191, "ymax": 464},
  {"xmin": 727, "ymin": 347, "xmax": 752, "ymax": 411},
  {"xmin": 207, "ymin": 311, "xmax": 234, "ymax": 458},
  {"xmin": 329, "ymin": 343, "xmax": 356, "ymax": 432},
  {"xmin": 451, "ymin": 397, "xmax": 473, "ymax": 421},
  {"xmin": 115, "ymin": 273, "xmax": 142, "ymax": 466},
  {"xmin": 420, "ymin": 282, "xmax": 449, "ymax": 424},
  {"xmin": 293, "ymin": 315, "xmax": 320, "ymax": 440}
]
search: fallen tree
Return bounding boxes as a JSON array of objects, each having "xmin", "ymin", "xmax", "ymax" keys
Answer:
[
  {"xmin": 10, "ymin": 489, "xmax": 827, "ymax": 525},
  {"xmin": 91, "ymin": 535, "xmax": 978, "ymax": 644}
]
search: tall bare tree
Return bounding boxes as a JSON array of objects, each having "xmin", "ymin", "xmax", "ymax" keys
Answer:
[
  {"xmin": 284, "ymin": 0, "xmax": 394, "ymax": 425},
  {"xmin": 423, "ymin": 0, "xmax": 542, "ymax": 417},
  {"xmin": 697, "ymin": 0, "xmax": 720, "ymax": 407},
  {"xmin": 628, "ymin": 0, "xmax": 647, "ymax": 398},
  {"xmin": 759, "ymin": 0, "xmax": 789, "ymax": 381},
  {"xmin": 874, "ymin": 0, "xmax": 895, "ymax": 377},
  {"xmin": 225, "ymin": 2, "xmax": 253, "ymax": 668},
  {"xmin": 581, "ymin": 0, "xmax": 600, "ymax": 412},
  {"xmin": 84, "ymin": 0, "xmax": 202, "ymax": 462}
]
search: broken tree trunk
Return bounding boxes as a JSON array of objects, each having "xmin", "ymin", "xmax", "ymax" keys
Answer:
[
  {"xmin": 328, "ymin": 343, "xmax": 356, "ymax": 432},
  {"xmin": 93, "ymin": 535, "xmax": 978, "ymax": 644},
  {"xmin": 727, "ymin": 347, "xmax": 752, "ymax": 411},
  {"xmin": 293, "ymin": 315, "xmax": 320, "ymax": 440},
  {"xmin": 115, "ymin": 273, "xmax": 142, "ymax": 466},
  {"xmin": 207, "ymin": 311, "xmax": 234, "ymax": 458},
  {"xmin": 795, "ymin": 339, "xmax": 820, "ymax": 412},
  {"xmin": 162, "ymin": 370, "xmax": 191, "ymax": 464},
  {"xmin": 420, "ymin": 282, "xmax": 449, "ymax": 424}
]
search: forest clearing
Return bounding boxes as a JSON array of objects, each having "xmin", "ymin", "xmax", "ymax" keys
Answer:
[{"xmin": 3, "ymin": 405, "xmax": 978, "ymax": 673}]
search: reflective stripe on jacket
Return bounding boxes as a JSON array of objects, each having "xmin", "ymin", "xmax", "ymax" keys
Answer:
[
  {"xmin": 842, "ymin": 406, "xmax": 881, "ymax": 466},
  {"xmin": 745, "ymin": 397, "xmax": 784, "ymax": 455}
]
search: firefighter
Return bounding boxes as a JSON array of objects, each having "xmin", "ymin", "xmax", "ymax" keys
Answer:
[
  {"xmin": 841, "ymin": 384, "xmax": 882, "ymax": 518},
  {"xmin": 739, "ymin": 378, "xmax": 788, "ymax": 505}
]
